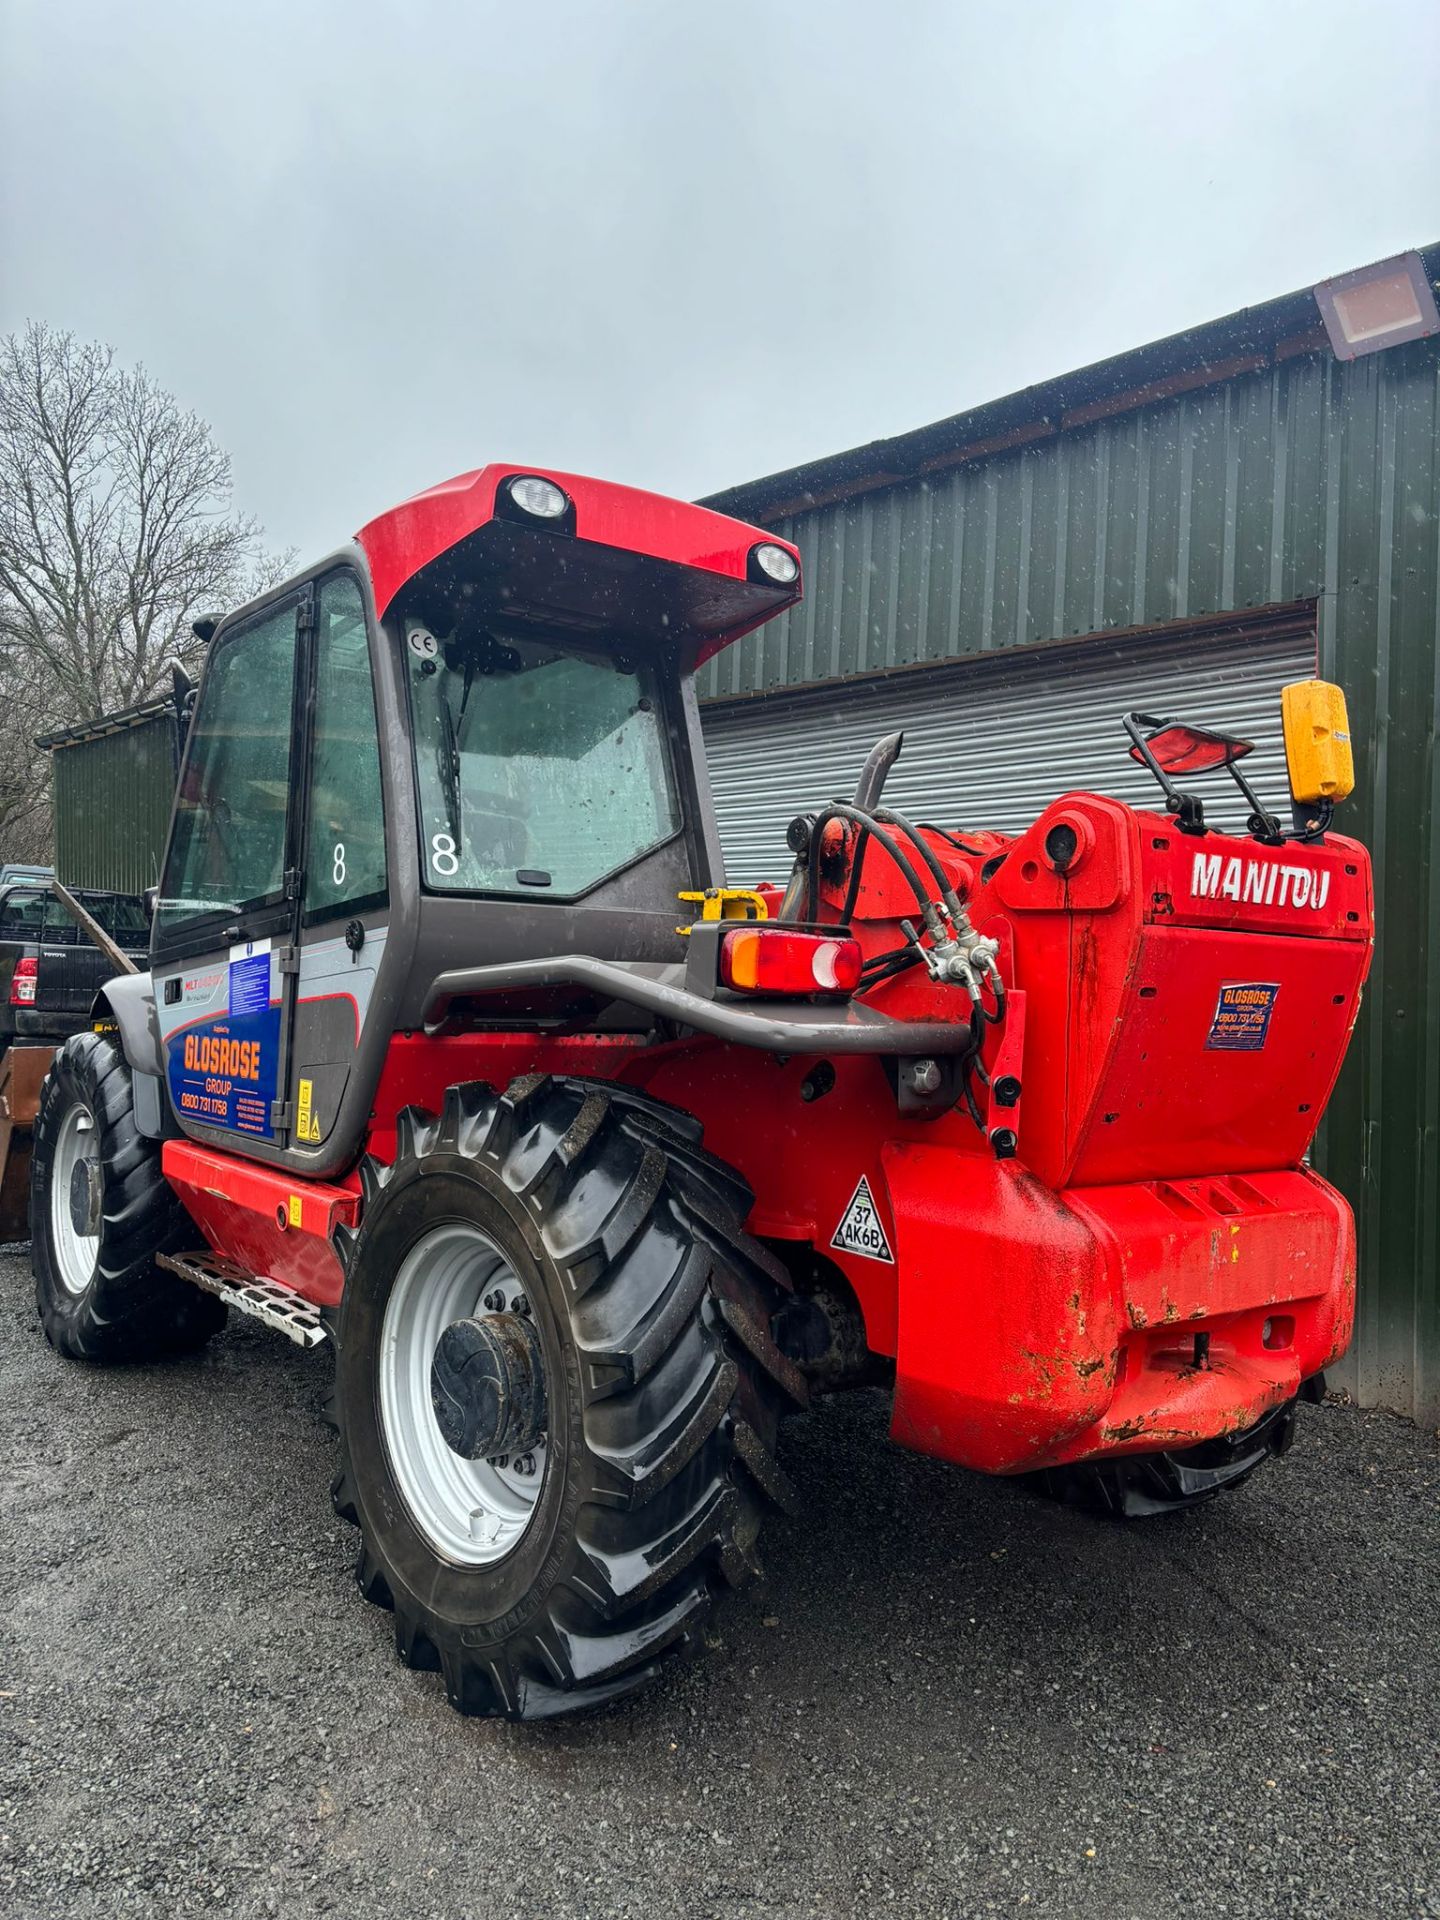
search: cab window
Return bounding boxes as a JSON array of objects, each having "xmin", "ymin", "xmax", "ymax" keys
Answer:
[
  {"xmin": 305, "ymin": 573, "xmax": 386, "ymax": 920},
  {"xmin": 0, "ymin": 889, "xmax": 47, "ymax": 941},
  {"xmin": 41, "ymin": 897, "xmax": 79, "ymax": 945},
  {"xmin": 157, "ymin": 600, "xmax": 299, "ymax": 935},
  {"xmin": 407, "ymin": 634, "xmax": 679, "ymax": 898}
]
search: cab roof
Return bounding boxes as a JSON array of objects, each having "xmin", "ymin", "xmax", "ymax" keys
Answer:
[{"xmin": 355, "ymin": 463, "xmax": 800, "ymax": 662}]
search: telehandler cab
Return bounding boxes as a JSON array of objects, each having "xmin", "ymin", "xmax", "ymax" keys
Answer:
[{"xmin": 29, "ymin": 464, "xmax": 1371, "ymax": 1719}]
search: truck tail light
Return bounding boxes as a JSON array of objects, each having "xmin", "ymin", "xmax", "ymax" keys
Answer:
[
  {"xmin": 10, "ymin": 956, "xmax": 37, "ymax": 1006},
  {"xmin": 720, "ymin": 928, "xmax": 862, "ymax": 997}
]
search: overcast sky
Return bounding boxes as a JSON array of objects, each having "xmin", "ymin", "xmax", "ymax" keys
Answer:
[{"xmin": 3, "ymin": 0, "xmax": 1437, "ymax": 560}]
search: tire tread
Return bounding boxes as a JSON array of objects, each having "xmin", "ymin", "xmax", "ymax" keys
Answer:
[
  {"xmin": 32, "ymin": 1032, "xmax": 225, "ymax": 1363},
  {"xmin": 332, "ymin": 1073, "xmax": 795, "ymax": 1719}
]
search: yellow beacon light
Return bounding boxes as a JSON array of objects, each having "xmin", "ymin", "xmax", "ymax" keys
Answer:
[{"xmin": 1281, "ymin": 679, "xmax": 1355, "ymax": 807}]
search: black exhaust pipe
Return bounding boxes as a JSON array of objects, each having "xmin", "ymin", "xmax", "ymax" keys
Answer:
[{"xmin": 852, "ymin": 730, "xmax": 904, "ymax": 812}]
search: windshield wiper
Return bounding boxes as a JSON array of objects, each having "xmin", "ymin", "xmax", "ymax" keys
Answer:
[{"xmin": 438, "ymin": 691, "xmax": 463, "ymax": 850}]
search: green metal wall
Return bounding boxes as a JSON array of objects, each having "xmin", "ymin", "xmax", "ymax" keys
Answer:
[
  {"xmin": 700, "ymin": 336, "xmax": 1440, "ymax": 1423},
  {"xmin": 51, "ymin": 713, "xmax": 178, "ymax": 895}
]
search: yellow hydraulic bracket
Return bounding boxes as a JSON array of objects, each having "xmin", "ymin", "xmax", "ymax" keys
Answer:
[{"xmin": 676, "ymin": 887, "xmax": 770, "ymax": 937}]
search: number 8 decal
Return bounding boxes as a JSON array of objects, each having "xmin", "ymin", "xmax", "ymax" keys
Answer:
[
  {"xmin": 431, "ymin": 831, "xmax": 460, "ymax": 877},
  {"xmin": 332, "ymin": 842, "xmax": 346, "ymax": 888}
]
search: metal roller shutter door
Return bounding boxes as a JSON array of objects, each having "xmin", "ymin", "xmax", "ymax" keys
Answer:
[{"xmin": 701, "ymin": 623, "xmax": 1318, "ymax": 885}]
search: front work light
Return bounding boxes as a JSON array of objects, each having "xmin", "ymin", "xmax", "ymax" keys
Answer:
[
  {"xmin": 1282, "ymin": 680, "xmax": 1354, "ymax": 806},
  {"xmin": 752, "ymin": 542, "xmax": 800, "ymax": 586},
  {"xmin": 507, "ymin": 475, "xmax": 569, "ymax": 520},
  {"xmin": 720, "ymin": 926, "xmax": 862, "ymax": 997}
]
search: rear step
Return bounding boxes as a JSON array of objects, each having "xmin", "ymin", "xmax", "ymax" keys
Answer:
[{"xmin": 157, "ymin": 1250, "xmax": 327, "ymax": 1348}]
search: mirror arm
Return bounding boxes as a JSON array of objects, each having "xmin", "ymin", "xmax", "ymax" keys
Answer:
[
  {"xmin": 1122, "ymin": 711, "xmax": 1208, "ymax": 836},
  {"xmin": 1226, "ymin": 761, "xmax": 1284, "ymax": 846}
]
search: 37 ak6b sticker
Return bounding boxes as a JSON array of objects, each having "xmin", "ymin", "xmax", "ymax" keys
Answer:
[{"xmin": 831, "ymin": 1175, "xmax": 895, "ymax": 1264}]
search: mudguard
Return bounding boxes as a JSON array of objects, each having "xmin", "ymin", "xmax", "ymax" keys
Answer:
[{"xmin": 93, "ymin": 971, "xmax": 165, "ymax": 1081}]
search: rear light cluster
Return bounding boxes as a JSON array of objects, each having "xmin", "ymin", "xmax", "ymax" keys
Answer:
[
  {"xmin": 9, "ymin": 956, "xmax": 37, "ymax": 1007},
  {"xmin": 719, "ymin": 927, "xmax": 862, "ymax": 997}
]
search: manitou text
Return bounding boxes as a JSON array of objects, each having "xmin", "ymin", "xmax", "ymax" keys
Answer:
[{"xmin": 1190, "ymin": 853, "xmax": 1332, "ymax": 912}]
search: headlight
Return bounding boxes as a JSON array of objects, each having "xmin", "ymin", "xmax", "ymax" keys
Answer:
[
  {"xmin": 507, "ymin": 475, "xmax": 569, "ymax": 520},
  {"xmin": 751, "ymin": 542, "xmax": 799, "ymax": 586}
]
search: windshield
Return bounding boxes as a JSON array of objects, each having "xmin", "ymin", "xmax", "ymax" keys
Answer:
[{"xmin": 406, "ymin": 625, "xmax": 680, "ymax": 896}]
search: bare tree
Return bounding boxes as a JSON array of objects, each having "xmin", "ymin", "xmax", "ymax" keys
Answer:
[{"xmin": 0, "ymin": 322, "xmax": 291, "ymax": 860}]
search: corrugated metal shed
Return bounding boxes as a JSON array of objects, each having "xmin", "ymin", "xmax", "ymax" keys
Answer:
[
  {"xmin": 40, "ymin": 701, "xmax": 179, "ymax": 895},
  {"xmin": 698, "ymin": 257, "xmax": 1440, "ymax": 1424},
  {"xmin": 705, "ymin": 620, "xmax": 1316, "ymax": 879}
]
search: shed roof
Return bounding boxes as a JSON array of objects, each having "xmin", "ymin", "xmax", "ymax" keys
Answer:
[
  {"xmin": 701, "ymin": 243, "xmax": 1440, "ymax": 525},
  {"xmin": 37, "ymin": 695, "xmax": 176, "ymax": 753}
]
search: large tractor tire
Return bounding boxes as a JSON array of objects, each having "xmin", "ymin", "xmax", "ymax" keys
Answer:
[
  {"xmin": 31, "ymin": 1031, "xmax": 226, "ymax": 1362},
  {"xmin": 1023, "ymin": 1387, "xmax": 1316, "ymax": 1519},
  {"xmin": 330, "ymin": 1074, "xmax": 806, "ymax": 1720}
]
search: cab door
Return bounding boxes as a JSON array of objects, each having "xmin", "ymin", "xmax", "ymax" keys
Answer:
[
  {"xmin": 151, "ymin": 590, "xmax": 308, "ymax": 1158},
  {"xmin": 284, "ymin": 568, "xmax": 390, "ymax": 1158}
]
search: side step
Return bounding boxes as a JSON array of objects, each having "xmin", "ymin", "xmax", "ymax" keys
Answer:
[{"xmin": 157, "ymin": 1250, "xmax": 328, "ymax": 1349}]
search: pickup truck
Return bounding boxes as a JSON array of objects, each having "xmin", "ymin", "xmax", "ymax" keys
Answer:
[{"xmin": 0, "ymin": 882, "xmax": 149, "ymax": 1043}]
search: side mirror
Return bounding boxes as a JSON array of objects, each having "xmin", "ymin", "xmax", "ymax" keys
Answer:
[
  {"xmin": 1128, "ymin": 718, "xmax": 1254, "ymax": 777},
  {"xmin": 142, "ymin": 886, "xmax": 159, "ymax": 919},
  {"xmin": 166, "ymin": 657, "xmax": 198, "ymax": 733},
  {"xmin": 1122, "ymin": 710, "xmax": 1278, "ymax": 844}
]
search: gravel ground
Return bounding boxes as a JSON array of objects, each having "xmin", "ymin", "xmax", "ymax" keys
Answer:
[{"xmin": 2, "ymin": 1243, "xmax": 1437, "ymax": 1920}]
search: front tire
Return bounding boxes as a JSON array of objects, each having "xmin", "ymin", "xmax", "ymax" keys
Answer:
[
  {"xmin": 32, "ymin": 1032, "xmax": 226, "ymax": 1362},
  {"xmin": 331, "ymin": 1073, "xmax": 806, "ymax": 1720}
]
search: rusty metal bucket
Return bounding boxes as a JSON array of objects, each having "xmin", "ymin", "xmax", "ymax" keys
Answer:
[{"xmin": 0, "ymin": 1044, "xmax": 55, "ymax": 1242}]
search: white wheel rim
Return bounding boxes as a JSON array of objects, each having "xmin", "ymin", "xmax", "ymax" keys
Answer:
[
  {"xmin": 50, "ymin": 1100, "xmax": 100, "ymax": 1296},
  {"xmin": 378, "ymin": 1224, "xmax": 547, "ymax": 1567}
]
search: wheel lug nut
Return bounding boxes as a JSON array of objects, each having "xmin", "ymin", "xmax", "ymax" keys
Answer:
[
  {"xmin": 513, "ymin": 1293, "xmax": 531, "ymax": 1317},
  {"xmin": 514, "ymin": 1453, "xmax": 535, "ymax": 1476},
  {"xmin": 483, "ymin": 1290, "xmax": 504, "ymax": 1312}
]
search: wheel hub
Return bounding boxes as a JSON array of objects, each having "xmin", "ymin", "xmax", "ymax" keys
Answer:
[
  {"xmin": 377, "ymin": 1224, "xmax": 548, "ymax": 1567},
  {"xmin": 68, "ymin": 1154, "xmax": 100, "ymax": 1238},
  {"xmin": 430, "ymin": 1310, "xmax": 547, "ymax": 1461}
]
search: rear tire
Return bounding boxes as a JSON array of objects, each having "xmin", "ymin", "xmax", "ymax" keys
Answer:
[
  {"xmin": 331, "ymin": 1073, "xmax": 805, "ymax": 1720},
  {"xmin": 31, "ymin": 1032, "xmax": 226, "ymax": 1362},
  {"xmin": 1024, "ymin": 1391, "xmax": 1308, "ymax": 1518}
]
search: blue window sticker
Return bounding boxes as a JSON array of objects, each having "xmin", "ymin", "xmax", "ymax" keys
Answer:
[
  {"xmin": 228, "ymin": 939, "xmax": 272, "ymax": 1017},
  {"xmin": 1206, "ymin": 982, "xmax": 1279, "ymax": 1052}
]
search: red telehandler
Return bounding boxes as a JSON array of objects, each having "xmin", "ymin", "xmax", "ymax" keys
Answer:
[{"xmin": 28, "ymin": 465, "xmax": 1370, "ymax": 1718}]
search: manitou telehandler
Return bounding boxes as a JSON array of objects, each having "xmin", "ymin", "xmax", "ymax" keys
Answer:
[{"xmin": 28, "ymin": 465, "xmax": 1370, "ymax": 1719}]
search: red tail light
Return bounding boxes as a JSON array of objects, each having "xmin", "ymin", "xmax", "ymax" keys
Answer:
[
  {"xmin": 10, "ymin": 956, "xmax": 37, "ymax": 1007},
  {"xmin": 719, "ymin": 927, "xmax": 862, "ymax": 997}
]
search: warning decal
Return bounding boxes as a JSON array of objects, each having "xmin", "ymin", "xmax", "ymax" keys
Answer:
[{"xmin": 831, "ymin": 1175, "xmax": 895, "ymax": 1264}]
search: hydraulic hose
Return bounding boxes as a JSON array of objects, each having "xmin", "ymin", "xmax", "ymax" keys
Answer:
[
  {"xmin": 915, "ymin": 821, "xmax": 986, "ymax": 857},
  {"xmin": 801, "ymin": 802, "xmax": 934, "ymax": 927},
  {"xmin": 874, "ymin": 804, "xmax": 968, "ymax": 927},
  {"xmin": 858, "ymin": 948, "xmax": 922, "ymax": 988},
  {"xmin": 837, "ymin": 821, "xmax": 872, "ymax": 926}
]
